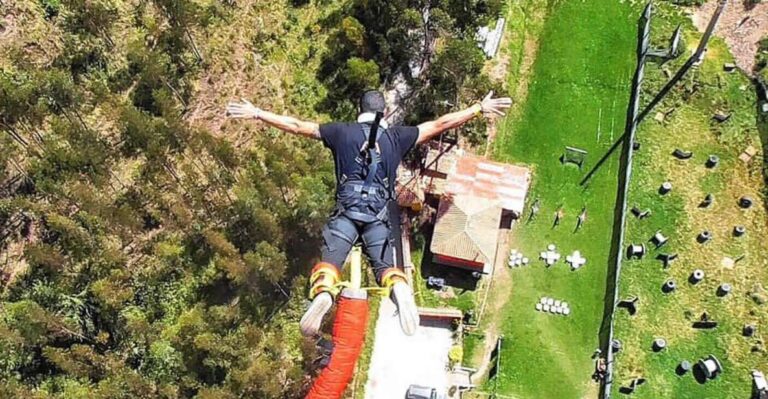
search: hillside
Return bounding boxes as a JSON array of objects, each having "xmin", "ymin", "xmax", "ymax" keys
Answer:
[{"xmin": 0, "ymin": 0, "xmax": 500, "ymax": 397}]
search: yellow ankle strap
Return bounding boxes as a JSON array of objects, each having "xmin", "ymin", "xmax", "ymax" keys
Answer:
[
  {"xmin": 380, "ymin": 267, "xmax": 408, "ymax": 289},
  {"xmin": 309, "ymin": 262, "xmax": 341, "ymax": 299}
]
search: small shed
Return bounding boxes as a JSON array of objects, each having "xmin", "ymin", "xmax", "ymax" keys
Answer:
[
  {"xmin": 430, "ymin": 155, "xmax": 531, "ymax": 273},
  {"xmin": 417, "ymin": 307, "xmax": 464, "ymax": 322}
]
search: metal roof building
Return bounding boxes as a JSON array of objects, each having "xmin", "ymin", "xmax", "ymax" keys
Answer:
[{"xmin": 430, "ymin": 155, "xmax": 531, "ymax": 273}]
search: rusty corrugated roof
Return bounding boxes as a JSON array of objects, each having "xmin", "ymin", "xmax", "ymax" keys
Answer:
[
  {"xmin": 430, "ymin": 154, "xmax": 531, "ymax": 266},
  {"xmin": 430, "ymin": 195, "xmax": 501, "ymax": 265},
  {"xmin": 444, "ymin": 155, "xmax": 531, "ymax": 216}
]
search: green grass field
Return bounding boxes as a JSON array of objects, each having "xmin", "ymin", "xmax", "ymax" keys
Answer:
[
  {"xmin": 610, "ymin": 12, "xmax": 768, "ymax": 399},
  {"xmin": 489, "ymin": 0, "xmax": 639, "ymax": 397},
  {"xmin": 389, "ymin": 2, "xmax": 766, "ymax": 398}
]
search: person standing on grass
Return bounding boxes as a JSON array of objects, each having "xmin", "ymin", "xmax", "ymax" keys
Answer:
[
  {"xmin": 225, "ymin": 90, "xmax": 512, "ymax": 336},
  {"xmin": 528, "ymin": 197, "xmax": 540, "ymax": 223},
  {"xmin": 576, "ymin": 206, "xmax": 587, "ymax": 231},
  {"xmin": 553, "ymin": 205, "xmax": 564, "ymax": 228}
]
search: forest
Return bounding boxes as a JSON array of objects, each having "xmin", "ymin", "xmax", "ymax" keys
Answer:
[{"xmin": 0, "ymin": 0, "xmax": 501, "ymax": 397}]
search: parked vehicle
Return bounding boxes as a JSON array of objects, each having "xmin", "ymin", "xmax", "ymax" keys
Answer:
[{"xmin": 405, "ymin": 384, "xmax": 445, "ymax": 399}]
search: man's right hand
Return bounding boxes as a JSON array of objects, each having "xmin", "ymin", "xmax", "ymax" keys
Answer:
[
  {"xmin": 226, "ymin": 98, "xmax": 261, "ymax": 120},
  {"xmin": 416, "ymin": 91, "xmax": 514, "ymax": 144}
]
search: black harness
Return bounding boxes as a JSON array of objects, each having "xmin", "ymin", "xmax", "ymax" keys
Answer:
[
  {"xmin": 359, "ymin": 118, "xmax": 384, "ymax": 196},
  {"xmin": 335, "ymin": 112, "xmax": 393, "ymax": 224}
]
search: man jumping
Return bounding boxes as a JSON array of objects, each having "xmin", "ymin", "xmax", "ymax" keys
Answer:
[{"xmin": 226, "ymin": 90, "xmax": 511, "ymax": 336}]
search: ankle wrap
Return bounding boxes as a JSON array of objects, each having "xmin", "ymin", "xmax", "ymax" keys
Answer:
[
  {"xmin": 309, "ymin": 262, "xmax": 341, "ymax": 299},
  {"xmin": 380, "ymin": 267, "xmax": 407, "ymax": 289}
]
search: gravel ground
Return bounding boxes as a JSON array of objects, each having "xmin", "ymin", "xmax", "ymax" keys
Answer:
[
  {"xmin": 364, "ymin": 299, "xmax": 453, "ymax": 399},
  {"xmin": 692, "ymin": 0, "xmax": 768, "ymax": 73}
]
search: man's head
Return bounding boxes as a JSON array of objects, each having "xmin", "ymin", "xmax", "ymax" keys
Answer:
[{"xmin": 359, "ymin": 90, "xmax": 386, "ymax": 114}]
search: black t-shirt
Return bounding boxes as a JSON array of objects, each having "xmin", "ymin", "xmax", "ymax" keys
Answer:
[{"xmin": 320, "ymin": 122, "xmax": 419, "ymax": 187}]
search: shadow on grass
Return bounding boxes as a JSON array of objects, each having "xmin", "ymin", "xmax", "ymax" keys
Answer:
[
  {"xmin": 597, "ymin": 17, "xmax": 642, "ymax": 394},
  {"xmin": 597, "ymin": 124, "xmax": 632, "ymax": 398},
  {"xmin": 618, "ymin": 377, "xmax": 646, "ymax": 395},
  {"xmin": 755, "ymin": 79, "xmax": 768, "ymax": 215},
  {"xmin": 692, "ymin": 363, "xmax": 708, "ymax": 385},
  {"xmin": 593, "ymin": 29, "xmax": 644, "ymax": 387}
]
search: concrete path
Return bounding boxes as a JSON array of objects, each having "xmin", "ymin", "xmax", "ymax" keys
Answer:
[{"xmin": 364, "ymin": 298, "xmax": 452, "ymax": 399}]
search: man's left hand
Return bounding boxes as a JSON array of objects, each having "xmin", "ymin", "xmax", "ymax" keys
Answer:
[{"xmin": 480, "ymin": 91, "xmax": 513, "ymax": 117}]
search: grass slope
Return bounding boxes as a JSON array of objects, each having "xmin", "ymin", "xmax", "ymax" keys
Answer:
[
  {"xmin": 491, "ymin": 0, "xmax": 638, "ymax": 397},
  {"xmin": 611, "ymin": 8, "xmax": 768, "ymax": 398}
]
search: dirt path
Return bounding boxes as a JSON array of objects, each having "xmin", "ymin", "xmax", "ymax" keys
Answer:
[
  {"xmin": 0, "ymin": 1, "xmax": 62, "ymax": 68},
  {"xmin": 507, "ymin": 32, "xmax": 541, "ymax": 109},
  {"xmin": 467, "ymin": 229, "xmax": 511, "ymax": 383},
  {"xmin": 484, "ymin": 5, "xmax": 545, "ymax": 157},
  {"xmin": 692, "ymin": 0, "xmax": 768, "ymax": 73},
  {"xmin": 468, "ymin": 221, "xmax": 555, "ymax": 386}
]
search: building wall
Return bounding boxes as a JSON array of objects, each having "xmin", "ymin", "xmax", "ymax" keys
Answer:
[{"xmin": 433, "ymin": 254, "xmax": 486, "ymax": 272}]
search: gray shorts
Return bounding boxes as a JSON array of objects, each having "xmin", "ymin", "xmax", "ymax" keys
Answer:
[{"xmin": 320, "ymin": 214, "xmax": 393, "ymax": 284}]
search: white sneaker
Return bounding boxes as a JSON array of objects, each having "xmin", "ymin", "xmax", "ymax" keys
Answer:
[
  {"xmin": 299, "ymin": 292, "xmax": 333, "ymax": 337},
  {"xmin": 391, "ymin": 281, "xmax": 419, "ymax": 336}
]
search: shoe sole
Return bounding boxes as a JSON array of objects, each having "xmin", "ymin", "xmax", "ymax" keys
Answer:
[
  {"xmin": 392, "ymin": 282, "xmax": 419, "ymax": 336},
  {"xmin": 299, "ymin": 293, "xmax": 333, "ymax": 337}
]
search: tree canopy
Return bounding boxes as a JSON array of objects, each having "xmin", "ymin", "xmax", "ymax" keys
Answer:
[{"xmin": 0, "ymin": 0, "xmax": 501, "ymax": 397}]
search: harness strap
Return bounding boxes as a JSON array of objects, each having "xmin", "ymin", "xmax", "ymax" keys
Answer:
[
  {"xmin": 359, "ymin": 124, "xmax": 384, "ymax": 147},
  {"xmin": 354, "ymin": 126, "xmax": 381, "ymax": 166},
  {"xmin": 359, "ymin": 112, "xmax": 384, "ymax": 196},
  {"xmin": 345, "ymin": 182, "xmax": 388, "ymax": 197},
  {"xmin": 361, "ymin": 146, "xmax": 381, "ymax": 196},
  {"xmin": 342, "ymin": 209, "xmax": 388, "ymax": 224}
]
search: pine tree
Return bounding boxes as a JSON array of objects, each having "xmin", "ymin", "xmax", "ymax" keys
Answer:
[
  {"xmin": 152, "ymin": 0, "xmax": 205, "ymax": 63},
  {"xmin": 62, "ymin": 0, "xmax": 120, "ymax": 46}
]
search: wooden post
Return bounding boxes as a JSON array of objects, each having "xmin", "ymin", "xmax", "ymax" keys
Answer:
[{"xmin": 350, "ymin": 246, "xmax": 362, "ymax": 290}]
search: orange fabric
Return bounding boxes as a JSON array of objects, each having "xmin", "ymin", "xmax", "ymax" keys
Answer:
[
  {"xmin": 306, "ymin": 291, "xmax": 369, "ymax": 399},
  {"xmin": 311, "ymin": 262, "xmax": 341, "ymax": 277}
]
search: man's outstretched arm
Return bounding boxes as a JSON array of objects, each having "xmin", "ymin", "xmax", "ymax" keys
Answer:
[
  {"xmin": 416, "ymin": 91, "xmax": 512, "ymax": 145},
  {"xmin": 226, "ymin": 99, "xmax": 320, "ymax": 140}
]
